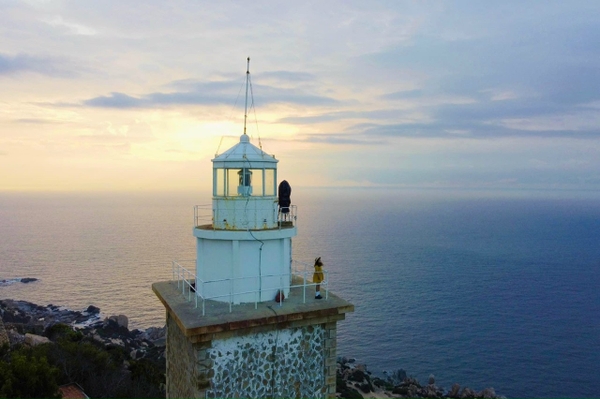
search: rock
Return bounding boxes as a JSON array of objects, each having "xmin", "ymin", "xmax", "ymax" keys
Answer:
[
  {"xmin": 404, "ymin": 376, "xmax": 421, "ymax": 387},
  {"xmin": 109, "ymin": 338, "xmax": 124, "ymax": 346},
  {"xmin": 449, "ymin": 383, "xmax": 461, "ymax": 398},
  {"xmin": 348, "ymin": 369, "xmax": 366, "ymax": 382},
  {"xmin": 117, "ymin": 314, "xmax": 128, "ymax": 329},
  {"xmin": 108, "ymin": 315, "xmax": 129, "ymax": 329},
  {"xmin": 407, "ymin": 385, "xmax": 419, "ymax": 398},
  {"xmin": 358, "ymin": 382, "xmax": 371, "ymax": 393},
  {"xmin": 102, "ymin": 317, "xmax": 129, "ymax": 336},
  {"xmin": 334, "ymin": 356, "xmax": 502, "ymax": 399},
  {"xmin": 337, "ymin": 381, "xmax": 364, "ymax": 399},
  {"xmin": 355, "ymin": 363, "xmax": 367, "ymax": 373},
  {"xmin": 425, "ymin": 384, "xmax": 441, "ymax": 398},
  {"xmin": 478, "ymin": 387, "xmax": 496, "ymax": 398},
  {"xmin": 86, "ymin": 305, "xmax": 100, "ymax": 314},
  {"xmin": 7, "ymin": 329, "xmax": 25, "ymax": 345},
  {"xmin": 24, "ymin": 333, "xmax": 51, "ymax": 346},
  {"xmin": 141, "ymin": 326, "xmax": 166, "ymax": 342},
  {"xmin": 390, "ymin": 368, "xmax": 407, "ymax": 384},
  {"xmin": 392, "ymin": 386, "xmax": 409, "ymax": 395},
  {"xmin": 460, "ymin": 387, "xmax": 476, "ymax": 398},
  {"xmin": 0, "ymin": 320, "xmax": 8, "ymax": 346}
]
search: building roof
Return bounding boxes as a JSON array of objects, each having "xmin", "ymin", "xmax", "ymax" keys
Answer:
[
  {"xmin": 212, "ymin": 134, "xmax": 277, "ymax": 168},
  {"xmin": 58, "ymin": 383, "xmax": 89, "ymax": 399}
]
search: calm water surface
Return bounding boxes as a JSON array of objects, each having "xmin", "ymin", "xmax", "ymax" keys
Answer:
[{"xmin": 1, "ymin": 189, "xmax": 599, "ymax": 398}]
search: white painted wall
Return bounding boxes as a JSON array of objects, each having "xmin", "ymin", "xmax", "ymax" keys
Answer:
[
  {"xmin": 213, "ymin": 197, "xmax": 278, "ymax": 230},
  {"xmin": 195, "ymin": 229, "xmax": 295, "ymax": 304}
]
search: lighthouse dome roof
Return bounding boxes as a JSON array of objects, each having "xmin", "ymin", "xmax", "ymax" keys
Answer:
[{"xmin": 212, "ymin": 134, "xmax": 278, "ymax": 168}]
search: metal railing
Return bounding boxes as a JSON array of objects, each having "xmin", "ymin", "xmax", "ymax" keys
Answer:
[
  {"xmin": 172, "ymin": 259, "xmax": 198, "ymax": 308},
  {"xmin": 277, "ymin": 205, "xmax": 297, "ymax": 226},
  {"xmin": 171, "ymin": 259, "xmax": 328, "ymax": 316},
  {"xmin": 194, "ymin": 204, "xmax": 213, "ymax": 227},
  {"xmin": 194, "ymin": 203, "xmax": 298, "ymax": 229}
]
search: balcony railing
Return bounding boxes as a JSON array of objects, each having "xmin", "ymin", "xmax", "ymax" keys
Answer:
[
  {"xmin": 193, "ymin": 204, "xmax": 297, "ymax": 229},
  {"xmin": 171, "ymin": 259, "xmax": 328, "ymax": 316}
]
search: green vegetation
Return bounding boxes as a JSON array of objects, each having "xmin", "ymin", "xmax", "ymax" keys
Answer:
[
  {"xmin": 0, "ymin": 324, "xmax": 165, "ymax": 398},
  {"xmin": 0, "ymin": 343, "xmax": 61, "ymax": 398}
]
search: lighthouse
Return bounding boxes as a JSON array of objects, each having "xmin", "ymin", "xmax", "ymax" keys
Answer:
[
  {"xmin": 194, "ymin": 131, "xmax": 296, "ymax": 304},
  {"xmin": 153, "ymin": 59, "xmax": 353, "ymax": 399}
]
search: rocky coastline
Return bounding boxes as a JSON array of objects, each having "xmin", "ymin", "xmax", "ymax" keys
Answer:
[
  {"xmin": 0, "ymin": 299, "xmax": 166, "ymax": 361},
  {"xmin": 0, "ymin": 299, "xmax": 503, "ymax": 398},
  {"xmin": 336, "ymin": 357, "xmax": 503, "ymax": 399}
]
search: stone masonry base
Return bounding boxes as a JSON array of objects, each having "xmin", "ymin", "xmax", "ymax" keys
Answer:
[{"xmin": 166, "ymin": 312, "xmax": 341, "ymax": 398}]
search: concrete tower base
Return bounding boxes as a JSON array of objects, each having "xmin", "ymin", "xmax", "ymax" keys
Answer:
[{"xmin": 153, "ymin": 280, "xmax": 353, "ymax": 399}]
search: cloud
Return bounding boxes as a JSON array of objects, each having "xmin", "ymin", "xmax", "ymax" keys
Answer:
[
  {"xmin": 0, "ymin": 53, "xmax": 74, "ymax": 77},
  {"xmin": 353, "ymin": 121, "xmax": 600, "ymax": 140},
  {"xmin": 257, "ymin": 70, "xmax": 316, "ymax": 83},
  {"xmin": 43, "ymin": 16, "xmax": 98, "ymax": 36},
  {"xmin": 299, "ymin": 132, "xmax": 387, "ymax": 145},
  {"xmin": 82, "ymin": 79, "xmax": 338, "ymax": 109},
  {"xmin": 361, "ymin": 4, "xmax": 600, "ymax": 139},
  {"xmin": 381, "ymin": 89, "xmax": 425, "ymax": 100},
  {"xmin": 84, "ymin": 92, "xmax": 144, "ymax": 108},
  {"xmin": 79, "ymin": 120, "xmax": 155, "ymax": 143},
  {"xmin": 278, "ymin": 109, "xmax": 423, "ymax": 125},
  {"xmin": 12, "ymin": 118, "xmax": 65, "ymax": 124}
]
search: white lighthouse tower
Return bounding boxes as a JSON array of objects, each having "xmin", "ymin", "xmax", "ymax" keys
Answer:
[
  {"xmin": 194, "ymin": 131, "xmax": 296, "ymax": 303},
  {"xmin": 153, "ymin": 59, "xmax": 353, "ymax": 399},
  {"xmin": 194, "ymin": 58, "xmax": 296, "ymax": 304}
]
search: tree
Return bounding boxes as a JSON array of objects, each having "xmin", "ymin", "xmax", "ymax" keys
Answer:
[{"xmin": 0, "ymin": 347, "xmax": 61, "ymax": 398}]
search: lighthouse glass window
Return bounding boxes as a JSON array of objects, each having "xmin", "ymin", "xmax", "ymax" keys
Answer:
[
  {"xmin": 215, "ymin": 168, "xmax": 225, "ymax": 196},
  {"xmin": 218, "ymin": 168, "xmax": 272, "ymax": 197},
  {"xmin": 264, "ymin": 169, "xmax": 275, "ymax": 196}
]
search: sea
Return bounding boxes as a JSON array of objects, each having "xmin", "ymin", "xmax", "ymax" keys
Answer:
[{"xmin": 1, "ymin": 188, "xmax": 599, "ymax": 398}]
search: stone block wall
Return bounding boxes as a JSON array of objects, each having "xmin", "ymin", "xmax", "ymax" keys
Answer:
[
  {"xmin": 166, "ymin": 313, "xmax": 340, "ymax": 399},
  {"xmin": 166, "ymin": 312, "xmax": 201, "ymax": 398}
]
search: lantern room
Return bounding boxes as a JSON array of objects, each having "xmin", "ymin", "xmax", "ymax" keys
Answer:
[{"xmin": 211, "ymin": 134, "xmax": 279, "ymax": 230}]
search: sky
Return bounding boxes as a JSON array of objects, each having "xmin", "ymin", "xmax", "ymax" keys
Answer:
[{"xmin": 1, "ymin": 0, "xmax": 600, "ymax": 193}]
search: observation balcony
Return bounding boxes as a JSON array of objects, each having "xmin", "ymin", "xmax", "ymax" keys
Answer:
[
  {"xmin": 164, "ymin": 259, "xmax": 329, "ymax": 316},
  {"xmin": 194, "ymin": 203, "xmax": 297, "ymax": 230}
]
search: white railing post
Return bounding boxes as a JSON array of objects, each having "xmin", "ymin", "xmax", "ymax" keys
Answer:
[
  {"xmin": 279, "ymin": 276, "xmax": 283, "ymax": 307},
  {"xmin": 255, "ymin": 278, "xmax": 259, "ymax": 310},
  {"xmin": 303, "ymin": 270, "xmax": 307, "ymax": 303}
]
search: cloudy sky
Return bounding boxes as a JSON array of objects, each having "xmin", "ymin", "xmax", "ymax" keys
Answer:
[{"xmin": 1, "ymin": 1, "xmax": 600, "ymax": 192}]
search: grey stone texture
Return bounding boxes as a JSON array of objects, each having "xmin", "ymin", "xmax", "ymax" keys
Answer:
[
  {"xmin": 154, "ymin": 280, "xmax": 351, "ymax": 399},
  {"xmin": 166, "ymin": 314, "xmax": 339, "ymax": 399}
]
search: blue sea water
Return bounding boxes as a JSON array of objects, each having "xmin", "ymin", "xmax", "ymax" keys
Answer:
[{"xmin": 1, "ymin": 188, "xmax": 599, "ymax": 398}]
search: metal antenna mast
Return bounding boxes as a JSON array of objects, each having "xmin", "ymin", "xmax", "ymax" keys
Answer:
[{"xmin": 243, "ymin": 57, "xmax": 250, "ymax": 135}]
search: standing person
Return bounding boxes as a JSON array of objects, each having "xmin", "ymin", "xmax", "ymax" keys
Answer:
[
  {"xmin": 313, "ymin": 257, "xmax": 324, "ymax": 299},
  {"xmin": 278, "ymin": 180, "xmax": 291, "ymax": 221}
]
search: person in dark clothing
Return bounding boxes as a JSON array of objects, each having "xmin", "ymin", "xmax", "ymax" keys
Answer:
[{"xmin": 278, "ymin": 180, "xmax": 292, "ymax": 220}]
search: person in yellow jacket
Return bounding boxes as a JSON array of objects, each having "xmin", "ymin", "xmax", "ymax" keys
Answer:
[{"xmin": 313, "ymin": 257, "xmax": 324, "ymax": 299}]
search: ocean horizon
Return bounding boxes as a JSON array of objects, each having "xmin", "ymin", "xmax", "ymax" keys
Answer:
[{"xmin": 1, "ymin": 187, "xmax": 599, "ymax": 398}]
